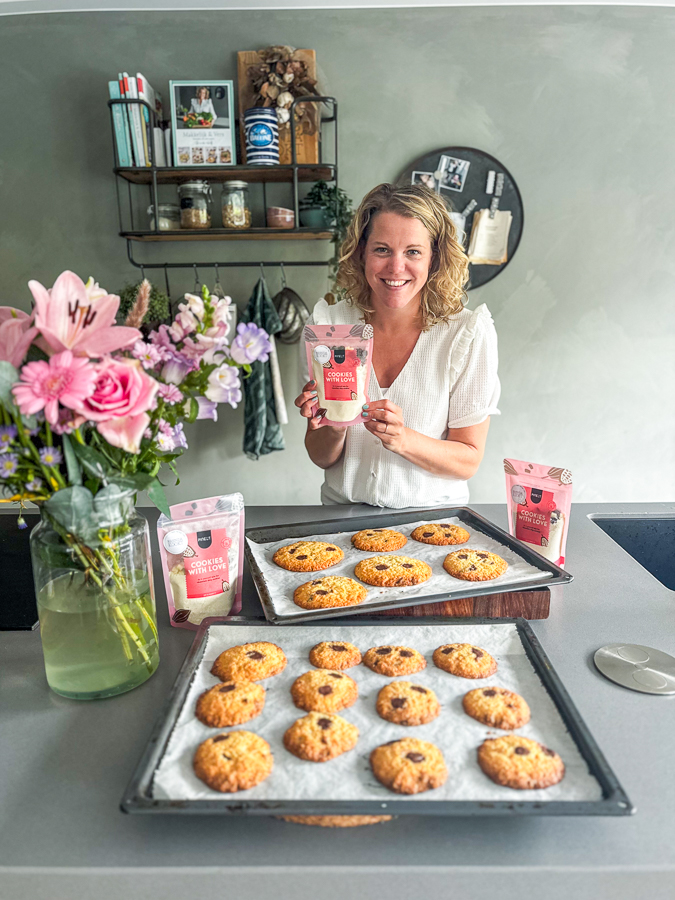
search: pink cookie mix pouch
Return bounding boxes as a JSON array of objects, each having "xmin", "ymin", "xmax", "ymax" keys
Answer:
[
  {"xmin": 304, "ymin": 323, "xmax": 374, "ymax": 427},
  {"xmin": 157, "ymin": 493, "xmax": 244, "ymax": 629},
  {"xmin": 504, "ymin": 459, "xmax": 573, "ymax": 568}
]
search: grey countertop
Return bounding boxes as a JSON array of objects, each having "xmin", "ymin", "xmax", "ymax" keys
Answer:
[{"xmin": 1, "ymin": 502, "xmax": 674, "ymax": 900}]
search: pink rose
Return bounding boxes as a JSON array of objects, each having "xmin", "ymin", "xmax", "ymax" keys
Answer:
[{"xmin": 75, "ymin": 357, "xmax": 159, "ymax": 453}]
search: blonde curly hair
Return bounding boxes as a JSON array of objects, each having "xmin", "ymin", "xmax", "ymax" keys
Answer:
[{"xmin": 336, "ymin": 182, "xmax": 469, "ymax": 329}]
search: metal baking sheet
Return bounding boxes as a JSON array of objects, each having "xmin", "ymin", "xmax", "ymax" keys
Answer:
[
  {"xmin": 244, "ymin": 507, "xmax": 573, "ymax": 624},
  {"xmin": 121, "ymin": 617, "xmax": 632, "ymax": 817}
]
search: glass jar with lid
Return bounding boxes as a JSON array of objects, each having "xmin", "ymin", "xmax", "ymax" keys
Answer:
[
  {"xmin": 147, "ymin": 203, "xmax": 181, "ymax": 232},
  {"xmin": 178, "ymin": 181, "xmax": 212, "ymax": 229},
  {"xmin": 221, "ymin": 181, "xmax": 251, "ymax": 229}
]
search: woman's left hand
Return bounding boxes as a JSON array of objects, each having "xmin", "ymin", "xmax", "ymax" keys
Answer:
[{"xmin": 361, "ymin": 400, "xmax": 407, "ymax": 453}]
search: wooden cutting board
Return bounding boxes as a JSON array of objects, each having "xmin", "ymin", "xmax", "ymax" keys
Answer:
[
  {"xmin": 237, "ymin": 50, "xmax": 319, "ymax": 165},
  {"xmin": 372, "ymin": 589, "xmax": 551, "ymax": 620}
]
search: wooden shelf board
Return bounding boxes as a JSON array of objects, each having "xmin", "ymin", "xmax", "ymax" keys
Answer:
[
  {"xmin": 123, "ymin": 229, "xmax": 335, "ymax": 242},
  {"xmin": 116, "ymin": 165, "xmax": 335, "ymax": 185}
]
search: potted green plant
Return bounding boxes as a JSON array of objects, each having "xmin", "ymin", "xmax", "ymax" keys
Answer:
[{"xmin": 300, "ymin": 181, "xmax": 353, "ymax": 287}]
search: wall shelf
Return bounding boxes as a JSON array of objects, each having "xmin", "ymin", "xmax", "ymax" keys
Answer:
[{"xmin": 108, "ymin": 95, "xmax": 339, "ymax": 272}]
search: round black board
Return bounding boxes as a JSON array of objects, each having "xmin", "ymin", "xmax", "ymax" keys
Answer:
[{"xmin": 398, "ymin": 147, "xmax": 524, "ymax": 290}]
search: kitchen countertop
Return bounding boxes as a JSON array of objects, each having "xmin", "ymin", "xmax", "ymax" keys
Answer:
[{"xmin": 1, "ymin": 502, "xmax": 674, "ymax": 900}]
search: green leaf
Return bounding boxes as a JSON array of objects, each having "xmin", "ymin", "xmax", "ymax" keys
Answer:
[
  {"xmin": 92, "ymin": 484, "xmax": 134, "ymax": 528},
  {"xmin": 186, "ymin": 397, "xmax": 199, "ymax": 423},
  {"xmin": 44, "ymin": 486, "xmax": 97, "ymax": 543},
  {"xmin": 167, "ymin": 460, "xmax": 181, "ymax": 485},
  {"xmin": 61, "ymin": 434, "xmax": 82, "ymax": 486},
  {"xmin": 0, "ymin": 361, "xmax": 20, "ymax": 414},
  {"xmin": 146, "ymin": 478, "xmax": 170, "ymax": 517},
  {"xmin": 71, "ymin": 442, "xmax": 109, "ymax": 481},
  {"xmin": 109, "ymin": 473, "xmax": 155, "ymax": 493}
]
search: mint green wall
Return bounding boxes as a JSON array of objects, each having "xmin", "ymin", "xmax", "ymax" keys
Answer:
[{"xmin": 1, "ymin": 7, "xmax": 673, "ymax": 506}]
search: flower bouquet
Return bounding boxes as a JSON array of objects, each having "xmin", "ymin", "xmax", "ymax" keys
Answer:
[{"xmin": 0, "ymin": 271, "xmax": 271, "ymax": 699}]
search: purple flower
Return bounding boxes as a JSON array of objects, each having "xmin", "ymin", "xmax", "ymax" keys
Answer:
[
  {"xmin": 131, "ymin": 340, "xmax": 163, "ymax": 371},
  {"xmin": 229, "ymin": 323, "xmax": 272, "ymax": 365},
  {"xmin": 148, "ymin": 325, "xmax": 177, "ymax": 361},
  {"xmin": 157, "ymin": 383, "xmax": 183, "ymax": 405},
  {"xmin": 26, "ymin": 478, "xmax": 43, "ymax": 491},
  {"xmin": 205, "ymin": 364, "xmax": 242, "ymax": 408},
  {"xmin": 0, "ymin": 454, "xmax": 19, "ymax": 477},
  {"xmin": 17, "ymin": 516, "xmax": 28, "ymax": 530},
  {"xmin": 39, "ymin": 447, "xmax": 63, "ymax": 467},
  {"xmin": 0, "ymin": 425, "xmax": 17, "ymax": 450},
  {"xmin": 155, "ymin": 431, "xmax": 175, "ymax": 452},
  {"xmin": 196, "ymin": 397, "xmax": 218, "ymax": 421},
  {"xmin": 172, "ymin": 423, "xmax": 188, "ymax": 451},
  {"xmin": 157, "ymin": 418, "xmax": 173, "ymax": 437}
]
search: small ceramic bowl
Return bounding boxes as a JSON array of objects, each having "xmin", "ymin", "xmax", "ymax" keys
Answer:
[{"xmin": 267, "ymin": 207, "xmax": 295, "ymax": 229}]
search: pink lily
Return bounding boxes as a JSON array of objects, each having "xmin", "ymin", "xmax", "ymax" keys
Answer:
[
  {"xmin": 0, "ymin": 308, "xmax": 38, "ymax": 368},
  {"xmin": 29, "ymin": 271, "xmax": 141, "ymax": 357}
]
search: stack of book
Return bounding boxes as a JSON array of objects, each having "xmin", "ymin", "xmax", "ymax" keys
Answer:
[{"xmin": 108, "ymin": 73, "xmax": 171, "ymax": 167}]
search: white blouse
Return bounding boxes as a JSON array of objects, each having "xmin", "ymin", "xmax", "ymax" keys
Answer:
[{"xmin": 301, "ymin": 298, "xmax": 500, "ymax": 509}]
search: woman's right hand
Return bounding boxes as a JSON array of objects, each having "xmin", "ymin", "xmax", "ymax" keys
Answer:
[{"xmin": 294, "ymin": 380, "xmax": 326, "ymax": 431}]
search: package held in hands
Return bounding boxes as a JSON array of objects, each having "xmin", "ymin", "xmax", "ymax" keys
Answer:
[
  {"xmin": 303, "ymin": 323, "xmax": 374, "ymax": 427},
  {"xmin": 157, "ymin": 493, "xmax": 244, "ymax": 628}
]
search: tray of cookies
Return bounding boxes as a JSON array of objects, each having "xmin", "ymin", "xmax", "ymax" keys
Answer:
[
  {"xmin": 244, "ymin": 506, "xmax": 573, "ymax": 623},
  {"xmin": 121, "ymin": 618, "xmax": 632, "ymax": 817}
]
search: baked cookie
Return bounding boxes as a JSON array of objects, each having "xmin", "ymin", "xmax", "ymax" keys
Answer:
[
  {"xmin": 351, "ymin": 528, "xmax": 407, "ymax": 552},
  {"xmin": 376, "ymin": 682, "xmax": 441, "ymax": 726},
  {"xmin": 195, "ymin": 681, "xmax": 266, "ymax": 728},
  {"xmin": 462, "ymin": 687, "xmax": 531, "ymax": 730},
  {"xmin": 294, "ymin": 576, "xmax": 367, "ymax": 610},
  {"xmin": 363, "ymin": 645, "xmax": 427, "ymax": 677},
  {"xmin": 278, "ymin": 816, "xmax": 393, "ymax": 827},
  {"xmin": 290, "ymin": 669, "xmax": 358, "ymax": 713},
  {"xmin": 477, "ymin": 735, "xmax": 565, "ymax": 790},
  {"xmin": 443, "ymin": 549, "xmax": 508, "ymax": 581},
  {"xmin": 283, "ymin": 712, "xmax": 359, "ymax": 762},
  {"xmin": 370, "ymin": 738, "xmax": 448, "ymax": 794},
  {"xmin": 193, "ymin": 731, "xmax": 273, "ymax": 793},
  {"xmin": 432, "ymin": 643, "xmax": 497, "ymax": 679},
  {"xmin": 273, "ymin": 541, "xmax": 344, "ymax": 572},
  {"xmin": 211, "ymin": 642, "xmax": 287, "ymax": 682},
  {"xmin": 411, "ymin": 523, "xmax": 470, "ymax": 545},
  {"xmin": 309, "ymin": 641, "xmax": 362, "ymax": 670},
  {"xmin": 354, "ymin": 556, "xmax": 432, "ymax": 587}
]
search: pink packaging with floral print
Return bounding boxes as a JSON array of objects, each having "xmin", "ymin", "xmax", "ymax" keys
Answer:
[
  {"xmin": 157, "ymin": 493, "xmax": 244, "ymax": 629},
  {"xmin": 504, "ymin": 459, "xmax": 573, "ymax": 568},
  {"xmin": 304, "ymin": 323, "xmax": 374, "ymax": 427}
]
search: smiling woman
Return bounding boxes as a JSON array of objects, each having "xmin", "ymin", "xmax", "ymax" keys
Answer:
[{"xmin": 295, "ymin": 182, "xmax": 500, "ymax": 509}]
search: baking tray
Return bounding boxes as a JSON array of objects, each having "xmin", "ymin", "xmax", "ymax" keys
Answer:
[
  {"xmin": 121, "ymin": 617, "xmax": 632, "ymax": 817},
  {"xmin": 244, "ymin": 506, "xmax": 573, "ymax": 623}
]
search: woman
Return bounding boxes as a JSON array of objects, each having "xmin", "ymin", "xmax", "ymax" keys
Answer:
[
  {"xmin": 189, "ymin": 87, "xmax": 217, "ymax": 124},
  {"xmin": 295, "ymin": 182, "xmax": 500, "ymax": 508}
]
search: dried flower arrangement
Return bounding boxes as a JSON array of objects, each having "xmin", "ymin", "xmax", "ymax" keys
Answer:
[{"xmin": 246, "ymin": 45, "xmax": 319, "ymax": 134}]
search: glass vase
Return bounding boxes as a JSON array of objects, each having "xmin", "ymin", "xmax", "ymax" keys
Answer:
[{"xmin": 31, "ymin": 505, "xmax": 159, "ymax": 700}]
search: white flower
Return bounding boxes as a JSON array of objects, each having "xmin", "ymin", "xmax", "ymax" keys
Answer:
[
  {"xmin": 205, "ymin": 363, "xmax": 242, "ymax": 408},
  {"xmin": 182, "ymin": 293, "xmax": 205, "ymax": 320}
]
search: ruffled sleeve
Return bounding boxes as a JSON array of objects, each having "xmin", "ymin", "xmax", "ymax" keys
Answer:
[{"xmin": 447, "ymin": 303, "xmax": 501, "ymax": 429}]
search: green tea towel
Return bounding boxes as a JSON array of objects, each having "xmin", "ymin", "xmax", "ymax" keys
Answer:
[{"xmin": 241, "ymin": 277, "xmax": 285, "ymax": 460}]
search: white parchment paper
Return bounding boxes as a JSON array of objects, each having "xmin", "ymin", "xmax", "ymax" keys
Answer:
[
  {"xmin": 152, "ymin": 622, "xmax": 602, "ymax": 804},
  {"xmin": 246, "ymin": 517, "xmax": 553, "ymax": 620}
]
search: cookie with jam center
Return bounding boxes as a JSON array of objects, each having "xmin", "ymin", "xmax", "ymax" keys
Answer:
[
  {"xmin": 370, "ymin": 738, "xmax": 448, "ymax": 794},
  {"xmin": 477, "ymin": 735, "xmax": 565, "ymax": 789},
  {"xmin": 273, "ymin": 540, "xmax": 344, "ymax": 572},
  {"xmin": 195, "ymin": 680, "xmax": 266, "ymax": 728},
  {"xmin": 432, "ymin": 643, "xmax": 497, "ymax": 678},
  {"xmin": 290, "ymin": 669, "xmax": 358, "ymax": 713},
  {"xmin": 411, "ymin": 523, "xmax": 470, "ymax": 545},
  {"xmin": 293, "ymin": 576, "xmax": 367, "ymax": 610},
  {"xmin": 193, "ymin": 731, "xmax": 273, "ymax": 793},
  {"xmin": 462, "ymin": 686, "xmax": 530, "ymax": 730},
  {"xmin": 211, "ymin": 641, "xmax": 287, "ymax": 682},
  {"xmin": 443, "ymin": 549, "xmax": 508, "ymax": 581},
  {"xmin": 283, "ymin": 712, "xmax": 359, "ymax": 762},
  {"xmin": 363, "ymin": 645, "xmax": 427, "ymax": 677},
  {"xmin": 354, "ymin": 555, "xmax": 432, "ymax": 587},
  {"xmin": 351, "ymin": 529, "xmax": 407, "ymax": 552},
  {"xmin": 376, "ymin": 681, "xmax": 441, "ymax": 726},
  {"xmin": 309, "ymin": 641, "xmax": 362, "ymax": 669}
]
